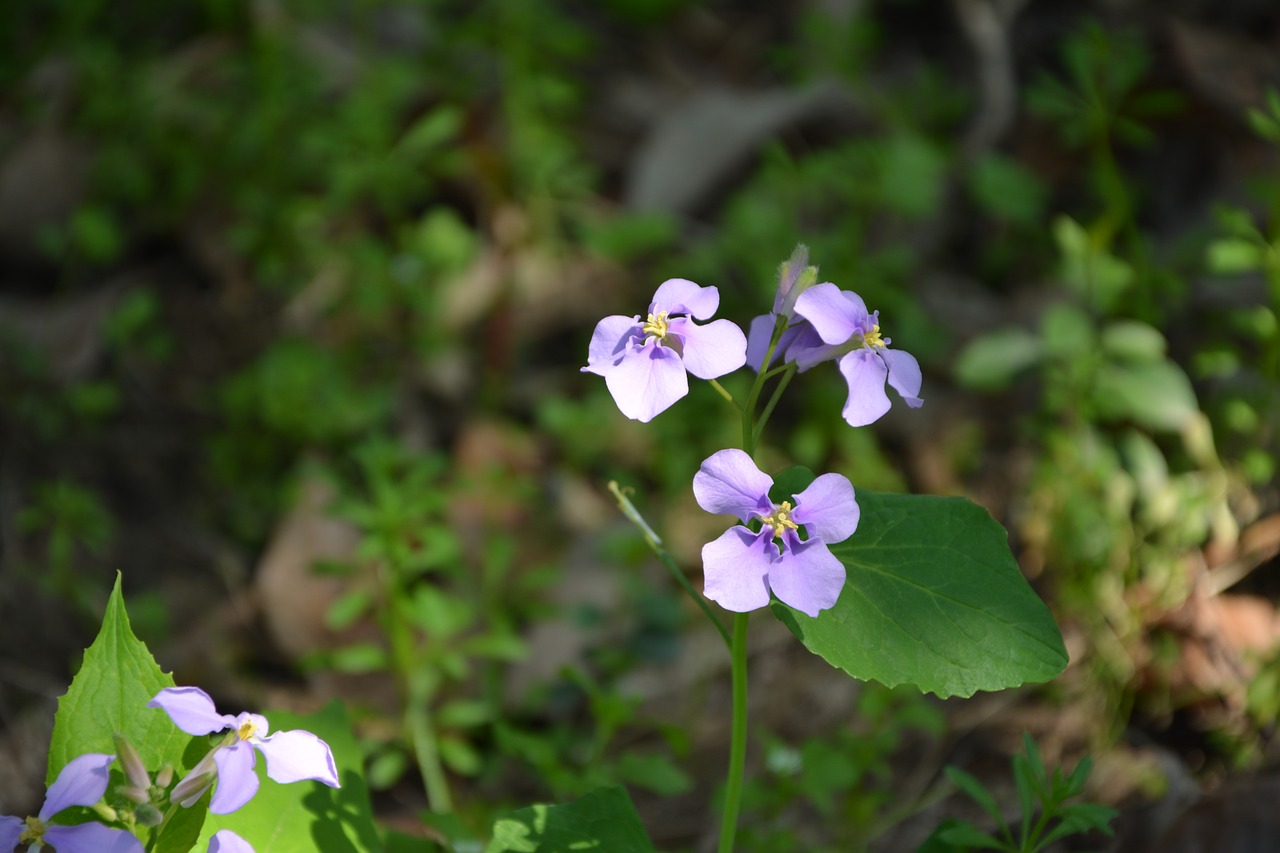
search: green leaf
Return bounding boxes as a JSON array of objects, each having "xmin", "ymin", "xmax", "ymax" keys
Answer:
[
  {"xmin": 1207, "ymin": 238, "xmax": 1264, "ymax": 274},
  {"xmin": 771, "ymin": 465, "xmax": 817, "ymax": 503},
  {"xmin": 1099, "ymin": 321, "xmax": 1166, "ymax": 362},
  {"xmin": 954, "ymin": 329, "xmax": 1044, "ymax": 390},
  {"xmin": 485, "ymin": 786, "xmax": 657, "ymax": 853},
  {"xmin": 1092, "ymin": 361, "xmax": 1199, "ymax": 431},
  {"xmin": 772, "ymin": 492, "xmax": 1067, "ymax": 698},
  {"xmin": 916, "ymin": 818, "xmax": 981, "ymax": 852},
  {"xmin": 197, "ymin": 701, "xmax": 383, "ymax": 853},
  {"xmin": 617, "ymin": 752, "xmax": 693, "ymax": 796},
  {"xmin": 937, "ymin": 822, "xmax": 1007, "ymax": 850},
  {"xmin": 48, "ymin": 574, "xmax": 191, "ymax": 785},
  {"xmin": 944, "ymin": 767, "xmax": 1003, "ymax": 825}
]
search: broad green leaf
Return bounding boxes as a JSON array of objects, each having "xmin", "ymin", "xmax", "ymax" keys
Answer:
[
  {"xmin": 1100, "ymin": 321, "xmax": 1166, "ymax": 362},
  {"xmin": 485, "ymin": 786, "xmax": 656, "ymax": 853},
  {"xmin": 1206, "ymin": 237, "xmax": 1263, "ymax": 274},
  {"xmin": 954, "ymin": 329, "xmax": 1044, "ymax": 390},
  {"xmin": 773, "ymin": 492, "xmax": 1067, "ymax": 698},
  {"xmin": 617, "ymin": 752, "xmax": 693, "ymax": 796},
  {"xmin": 197, "ymin": 701, "xmax": 382, "ymax": 853},
  {"xmin": 48, "ymin": 574, "xmax": 190, "ymax": 785},
  {"xmin": 1092, "ymin": 361, "xmax": 1198, "ymax": 431},
  {"xmin": 771, "ymin": 465, "xmax": 816, "ymax": 503}
]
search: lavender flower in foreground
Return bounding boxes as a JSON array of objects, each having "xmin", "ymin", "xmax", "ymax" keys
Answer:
[
  {"xmin": 149, "ymin": 686, "xmax": 340, "ymax": 815},
  {"xmin": 693, "ymin": 449, "xmax": 858, "ymax": 617},
  {"xmin": 209, "ymin": 829, "xmax": 255, "ymax": 853},
  {"xmin": 791, "ymin": 283, "xmax": 923, "ymax": 427},
  {"xmin": 583, "ymin": 278, "xmax": 747, "ymax": 422},
  {"xmin": 0, "ymin": 753, "xmax": 142, "ymax": 853}
]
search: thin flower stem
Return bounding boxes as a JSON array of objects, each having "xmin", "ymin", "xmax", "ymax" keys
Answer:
[
  {"xmin": 718, "ymin": 612, "xmax": 750, "ymax": 853},
  {"xmin": 609, "ymin": 481, "xmax": 731, "ymax": 649},
  {"xmin": 708, "ymin": 379, "xmax": 742, "ymax": 412},
  {"xmin": 752, "ymin": 364, "xmax": 797, "ymax": 448}
]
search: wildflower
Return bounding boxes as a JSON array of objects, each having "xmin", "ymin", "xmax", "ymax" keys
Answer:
[
  {"xmin": 693, "ymin": 449, "xmax": 858, "ymax": 617},
  {"xmin": 583, "ymin": 278, "xmax": 747, "ymax": 422},
  {"xmin": 209, "ymin": 829, "xmax": 254, "ymax": 853},
  {"xmin": 148, "ymin": 686, "xmax": 340, "ymax": 815},
  {"xmin": 0, "ymin": 753, "xmax": 143, "ymax": 853},
  {"xmin": 792, "ymin": 283, "xmax": 923, "ymax": 426}
]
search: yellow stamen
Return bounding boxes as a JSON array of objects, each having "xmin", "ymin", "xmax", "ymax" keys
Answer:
[
  {"xmin": 237, "ymin": 720, "xmax": 257, "ymax": 741},
  {"xmin": 20, "ymin": 816, "xmax": 44, "ymax": 844},
  {"xmin": 642, "ymin": 311, "xmax": 670, "ymax": 340},
  {"xmin": 762, "ymin": 501, "xmax": 800, "ymax": 540},
  {"xmin": 862, "ymin": 324, "xmax": 885, "ymax": 349}
]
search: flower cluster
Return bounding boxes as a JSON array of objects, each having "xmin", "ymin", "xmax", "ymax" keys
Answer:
[
  {"xmin": 585, "ymin": 247, "xmax": 923, "ymax": 617},
  {"xmin": 2, "ymin": 687, "xmax": 339, "ymax": 853}
]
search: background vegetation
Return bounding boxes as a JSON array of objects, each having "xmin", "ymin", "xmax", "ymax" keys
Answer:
[{"xmin": 1, "ymin": 1, "xmax": 1277, "ymax": 850}]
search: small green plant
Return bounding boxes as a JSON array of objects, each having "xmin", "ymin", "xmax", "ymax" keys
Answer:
[{"xmin": 921, "ymin": 735, "xmax": 1117, "ymax": 853}]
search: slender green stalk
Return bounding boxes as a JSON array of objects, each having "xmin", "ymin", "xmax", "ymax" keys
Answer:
[
  {"xmin": 609, "ymin": 481, "xmax": 731, "ymax": 649},
  {"xmin": 708, "ymin": 378, "xmax": 743, "ymax": 411},
  {"xmin": 718, "ymin": 612, "xmax": 750, "ymax": 853},
  {"xmin": 752, "ymin": 364, "xmax": 797, "ymax": 448},
  {"xmin": 407, "ymin": 673, "xmax": 452, "ymax": 813}
]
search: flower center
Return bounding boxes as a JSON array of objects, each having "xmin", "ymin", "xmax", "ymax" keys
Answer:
[
  {"xmin": 860, "ymin": 323, "xmax": 885, "ymax": 349},
  {"xmin": 642, "ymin": 311, "xmax": 670, "ymax": 341},
  {"xmin": 237, "ymin": 719, "xmax": 258, "ymax": 741},
  {"xmin": 761, "ymin": 501, "xmax": 800, "ymax": 540},
  {"xmin": 20, "ymin": 815, "xmax": 44, "ymax": 844}
]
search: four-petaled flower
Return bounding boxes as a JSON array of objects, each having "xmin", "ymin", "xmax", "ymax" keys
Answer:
[
  {"xmin": 148, "ymin": 686, "xmax": 340, "ymax": 815},
  {"xmin": 693, "ymin": 449, "xmax": 858, "ymax": 617},
  {"xmin": 583, "ymin": 278, "xmax": 747, "ymax": 422},
  {"xmin": 790, "ymin": 283, "xmax": 923, "ymax": 427},
  {"xmin": 0, "ymin": 753, "xmax": 143, "ymax": 853}
]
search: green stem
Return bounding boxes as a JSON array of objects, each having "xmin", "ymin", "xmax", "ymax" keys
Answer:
[
  {"xmin": 708, "ymin": 378, "xmax": 742, "ymax": 412},
  {"xmin": 407, "ymin": 674, "xmax": 452, "ymax": 813},
  {"xmin": 386, "ymin": 577, "xmax": 452, "ymax": 813},
  {"xmin": 752, "ymin": 365, "xmax": 797, "ymax": 448},
  {"xmin": 718, "ymin": 612, "xmax": 751, "ymax": 853},
  {"xmin": 609, "ymin": 481, "xmax": 731, "ymax": 649}
]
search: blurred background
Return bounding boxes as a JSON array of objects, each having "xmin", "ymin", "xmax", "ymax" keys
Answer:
[{"xmin": 1, "ymin": 0, "xmax": 1278, "ymax": 850}]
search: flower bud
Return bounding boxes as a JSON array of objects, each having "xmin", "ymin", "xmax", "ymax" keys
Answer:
[{"xmin": 113, "ymin": 733, "xmax": 151, "ymax": 791}]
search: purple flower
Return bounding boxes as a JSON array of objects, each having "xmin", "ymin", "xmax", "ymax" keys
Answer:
[
  {"xmin": 693, "ymin": 449, "xmax": 858, "ymax": 617},
  {"xmin": 583, "ymin": 278, "xmax": 747, "ymax": 422},
  {"xmin": 792, "ymin": 283, "xmax": 923, "ymax": 427},
  {"xmin": 0, "ymin": 753, "xmax": 143, "ymax": 853},
  {"xmin": 149, "ymin": 686, "xmax": 340, "ymax": 815},
  {"xmin": 209, "ymin": 829, "xmax": 255, "ymax": 853}
]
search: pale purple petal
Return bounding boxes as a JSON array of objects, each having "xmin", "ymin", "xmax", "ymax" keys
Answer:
[
  {"xmin": 255, "ymin": 730, "xmax": 340, "ymax": 787},
  {"xmin": 40, "ymin": 753, "xmax": 115, "ymax": 820},
  {"xmin": 784, "ymin": 324, "xmax": 841, "ymax": 372},
  {"xmin": 693, "ymin": 449, "xmax": 774, "ymax": 521},
  {"xmin": 669, "ymin": 317, "xmax": 746, "ymax": 379},
  {"xmin": 702, "ymin": 527, "xmax": 774, "ymax": 613},
  {"xmin": 745, "ymin": 315, "xmax": 775, "ymax": 372},
  {"xmin": 769, "ymin": 536, "xmax": 846, "ymax": 617},
  {"xmin": 837, "ymin": 349, "xmax": 892, "ymax": 427},
  {"xmin": 0, "ymin": 815, "xmax": 24, "ymax": 850},
  {"xmin": 650, "ymin": 278, "xmax": 719, "ymax": 319},
  {"xmin": 582, "ymin": 315, "xmax": 642, "ymax": 375},
  {"xmin": 210, "ymin": 742, "xmax": 259, "ymax": 814},
  {"xmin": 790, "ymin": 473, "xmax": 858, "ymax": 544},
  {"xmin": 149, "ymin": 686, "xmax": 235, "ymax": 736},
  {"xmin": 882, "ymin": 347, "xmax": 924, "ymax": 407},
  {"xmin": 45, "ymin": 822, "xmax": 144, "ymax": 853},
  {"xmin": 794, "ymin": 283, "xmax": 870, "ymax": 345},
  {"xmin": 210, "ymin": 829, "xmax": 256, "ymax": 853},
  {"xmin": 604, "ymin": 343, "xmax": 688, "ymax": 422}
]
